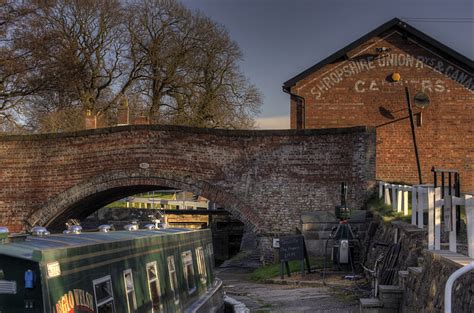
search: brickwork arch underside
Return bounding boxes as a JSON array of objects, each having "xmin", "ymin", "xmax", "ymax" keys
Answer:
[{"xmin": 26, "ymin": 170, "xmax": 263, "ymax": 233}]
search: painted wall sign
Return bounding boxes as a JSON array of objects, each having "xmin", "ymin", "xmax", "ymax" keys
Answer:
[
  {"xmin": 309, "ymin": 53, "xmax": 473, "ymax": 99},
  {"xmin": 354, "ymin": 79, "xmax": 446, "ymax": 93},
  {"xmin": 53, "ymin": 289, "xmax": 94, "ymax": 313}
]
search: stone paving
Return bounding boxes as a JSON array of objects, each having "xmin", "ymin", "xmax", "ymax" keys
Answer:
[{"xmin": 216, "ymin": 267, "xmax": 360, "ymax": 313}]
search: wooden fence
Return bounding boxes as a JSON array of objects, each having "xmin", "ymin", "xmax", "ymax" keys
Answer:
[{"xmin": 378, "ymin": 181, "xmax": 474, "ymax": 258}]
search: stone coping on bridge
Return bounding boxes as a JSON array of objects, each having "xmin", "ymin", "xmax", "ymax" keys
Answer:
[{"xmin": 0, "ymin": 124, "xmax": 373, "ymax": 141}]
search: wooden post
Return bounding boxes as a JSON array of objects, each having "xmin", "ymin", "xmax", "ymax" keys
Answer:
[
  {"xmin": 379, "ymin": 182, "xmax": 384, "ymax": 199},
  {"xmin": 384, "ymin": 184, "xmax": 391, "ymax": 206},
  {"xmin": 391, "ymin": 185, "xmax": 397, "ymax": 211},
  {"xmin": 428, "ymin": 187, "xmax": 435, "ymax": 250},
  {"xmin": 417, "ymin": 186, "xmax": 424, "ymax": 229},
  {"xmin": 465, "ymin": 195, "xmax": 474, "ymax": 258},
  {"xmin": 434, "ymin": 187, "xmax": 441, "ymax": 251},
  {"xmin": 396, "ymin": 187, "xmax": 403, "ymax": 213},
  {"xmin": 411, "ymin": 186, "xmax": 417, "ymax": 225},
  {"xmin": 446, "ymin": 193, "xmax": 456, "ymax": 253},
  {"xmin": 285, "ymin": 262, "xmax": 291, "ymax": 277},
  {"xmin": 405, "ymin": 87, "xmax": 423, "ymax": 185},
  {"xmin": 403, "ymin": 187, "xmax": 409, "ymax": 216}
]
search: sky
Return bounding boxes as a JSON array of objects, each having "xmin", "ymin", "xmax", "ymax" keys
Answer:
[{"xmin": 180, "ymin": 0, "xmax": 473, "ymax": 129}]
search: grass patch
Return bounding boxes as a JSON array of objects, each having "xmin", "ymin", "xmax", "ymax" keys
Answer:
[
  {"xmin": 366, "ymin": 195, "xmax": 412, "ymax": 223},
  {"xmin": 138, "ymin": 193, "xmax": 175, "ymax": 199},
  {"xmin": 330, "ymin": 287, "xmax": 359, "ymax": 303},
  {"xmin": 105, "ymin": 201, "xmax": 128, "ymax": 208},
  {"xmin": 250, "ymin": 257, "xmax": 324, "ymax": 282}
]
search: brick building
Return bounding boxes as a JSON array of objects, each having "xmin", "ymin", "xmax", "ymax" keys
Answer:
[{"xmin": 283, "ymin": 18, "xmax": 473, "ymax": 192}]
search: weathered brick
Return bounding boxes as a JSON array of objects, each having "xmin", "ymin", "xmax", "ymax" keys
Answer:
[
  {"xmin": 0, "ymin": 125, "xmax": 375, "ymax": 241},
  {"xmin": 288, "ymin": 27, "xmax": 473, "ymax": 192}
]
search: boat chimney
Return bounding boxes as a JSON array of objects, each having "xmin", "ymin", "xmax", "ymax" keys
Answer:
[
  {"xmin": 31, "ymin": 226, "xmax": 50, "ymax": 236},
  {"xmin": 98, "ymin": 224, "xmax": 112, "ymax": 232}
]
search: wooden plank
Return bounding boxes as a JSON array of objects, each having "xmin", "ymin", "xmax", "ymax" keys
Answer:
[
  {"xmin": 411, "ymin": 187, "xmax": 417, "ymax": 225},
  {"xmin": 403, "ymin": 189, "xmax": 409, "ymax": 216},
  {"xmin": 396, "ymin": 188, "xmax": 403, "ymax": 213},
  {"xmin": 384, "ymin": 184, "xmax": 391, "ymax": 206},
  {"xmin": 417, "ymin": 187, "xmax": 424, "ymax": 229},
  {"xmin": 434, "ymin": 188, "xmax": 441, "ymax": 251},
  {"xmin": 391, "ymin": 185, "xmax": 397, "ymax": 211},
  {"xmin": 465, "ymin": 195, "xmax": 474, "ymax": 258},
  {"xmin": 449, "ymin": 198, "xmax": 457, "ymax": 253},
  {"xmin": 428, "ymin": 187, "xmax": 435, "ymax": 250},
  {"xmin": 451, "ymin": 196, "xmax": 463, "ymax": 207}
]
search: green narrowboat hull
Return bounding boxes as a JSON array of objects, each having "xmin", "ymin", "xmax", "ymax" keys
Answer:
[{"xmin": 0, "ymin": 228, "xmax": 223, "ymax": 313}]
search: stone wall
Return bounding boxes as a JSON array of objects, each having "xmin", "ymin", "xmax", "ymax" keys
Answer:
[
  {"xmin": 0, "ymin": 125, "xmax": 375, "ymax": 260},
  {"xmin": 401, "ymin": 250, "xmax": 473, "ymax": 312},
  {"xmin": 365, "ymin": 216, "xmax": 473, "ymax": 312},
  {"xmin": 364, "ymin": 218, "xmax": 427, "ymax": 283}
]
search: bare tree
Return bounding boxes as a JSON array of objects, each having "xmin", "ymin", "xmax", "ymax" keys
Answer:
[
  {"xmin": 186, "ymin": 15, "xmax": 261, "ymax": 128},
  {"xmin": 0, "ymin": 0, "xmax": 38, "ymax": 130},
  {"xmin": 13, "ymin": 0, "xmax": 127, "ymax": 131},
  {"xmin": 125, "ymin": 0, "xmax": 196, "ymax": 123},
  {"xmin": 1, "ymin": 0, "xmax": 261, "ymax": 132},
  {"xmin": 125, "ymin": 0, "xmax": 261, "ymax": 128}
]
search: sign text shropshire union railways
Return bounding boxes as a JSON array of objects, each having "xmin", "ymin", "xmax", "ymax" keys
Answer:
[{"xmin": 309, "ymin": 53, "xmax": 473, "ymax": 99}]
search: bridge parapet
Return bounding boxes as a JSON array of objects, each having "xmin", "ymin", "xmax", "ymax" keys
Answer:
[{"xmin": 0, "ymin": 125, "xmax": 375, "ymax": 259}]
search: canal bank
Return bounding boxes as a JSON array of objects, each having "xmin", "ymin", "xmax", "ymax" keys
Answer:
[{"xmin": 217, "ymin": 267, "xmax": 360, "ymax": 313}]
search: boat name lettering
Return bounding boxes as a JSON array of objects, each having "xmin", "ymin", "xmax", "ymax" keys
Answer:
[{"xmin": 53, "ymin": 289, "xmax": 94, "ymax": 313}]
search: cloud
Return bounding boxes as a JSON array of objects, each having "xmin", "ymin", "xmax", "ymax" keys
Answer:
[{"xmin": 255, "ymin": 115, "xmax": 290, "ymax": 129}]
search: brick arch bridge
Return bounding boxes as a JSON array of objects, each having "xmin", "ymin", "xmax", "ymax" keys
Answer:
[{"xmin": 0, "ymin": 125, "xmax": 375, "ymax": 257}]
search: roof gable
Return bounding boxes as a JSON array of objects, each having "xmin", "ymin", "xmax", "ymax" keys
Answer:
[{"xmin": 283, "ymin": 18, "xmax": 473, "ymax": 91}]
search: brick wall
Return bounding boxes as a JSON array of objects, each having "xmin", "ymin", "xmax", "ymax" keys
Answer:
[
  {"xmin": 0, "ymin": 125, "xmax": 376, "ymax": 244},
  {"xmin": 289, "ymin": 29, "xmax": 473, "ymax": 192}
]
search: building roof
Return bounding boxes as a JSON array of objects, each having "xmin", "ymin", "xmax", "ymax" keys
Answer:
[
  {"xmin": 0, "ymin": 228, "xmax": 197, "ymax": 261},
  {"xmin": 283, "ymin": 18, "xmax": 473, "ymax": 91}
]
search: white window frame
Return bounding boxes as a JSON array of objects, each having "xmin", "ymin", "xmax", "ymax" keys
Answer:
[
  {"xmin": 181, "ymin": 250, "xmax": 196, "ymax": 295},
  {"xmin": 123, "ymin": 269, "xmax": 137, "ymax": 313},
  {"xmin": 195, "ymin": 246, "xmax": 207, "ymax": 284},
  {"xmin": 92, "ymin": 275, "xmax": 116, "ymax": 313},
  {"xmin": 146, "ymin": 261, "xmax": 163, "ymax": 313},
  {"xmin": 167, "ymin": 256, "xmax": 180, "ymax": 304}
]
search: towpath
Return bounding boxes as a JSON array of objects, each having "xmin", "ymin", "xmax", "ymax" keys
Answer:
[{"xmin": 216, "ymin": 267, "xmax": 361, "ymax": 313}]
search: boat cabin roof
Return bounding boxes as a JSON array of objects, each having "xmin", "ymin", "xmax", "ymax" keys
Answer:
[{"xmin": 0, "ymin": 228, "xmax": 201, "ymax": 262}]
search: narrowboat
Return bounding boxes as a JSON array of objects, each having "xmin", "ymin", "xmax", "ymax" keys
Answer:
[{"xmin": 0, "ymin": 226, "xmax": 224, "ymax": 313}]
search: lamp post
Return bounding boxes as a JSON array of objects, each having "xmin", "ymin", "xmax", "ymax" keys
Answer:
[{"xmin": 405, "ymin": 86, "xmax": 423, "ymax": 185}]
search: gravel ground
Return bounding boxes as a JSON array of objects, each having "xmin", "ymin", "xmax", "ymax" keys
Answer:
[{"xmin": 216, "ymin": 267, "xmax": 362, "ymax": 313}]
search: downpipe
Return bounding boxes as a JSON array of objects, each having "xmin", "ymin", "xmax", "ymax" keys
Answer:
[{"xmin": 444, "ymin": 261, "xmax": 474, "ymax": 313}]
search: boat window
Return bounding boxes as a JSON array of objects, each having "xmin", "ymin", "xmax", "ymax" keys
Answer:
[
  {"xmin": 93, "ymin": 275, "xmax": 115, "ymax": 313},
  {"xmin": 123, "ymin": 269, "xmax": 137, "ymax": 313},
  {"xmin": 195, "ymin": 247, "xmax": 207, "ymax": 283},
  {"xmin": 167, "ymin": 256, "xmax": 180, "ymax": 304},
  {"xmin": 181, "ymin": 250, "xmax": 196, "ymax": 294},
  {"xmin": 146, "ymin": 262, "xmax": 163, "ymax": 312},
  {"xmin": 206, "ymin": 243, "xmax": 215, "ymax": 268},
  {"xmin": 206, "ymin": 243, "xmax": 214, "ymax": 258}
]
